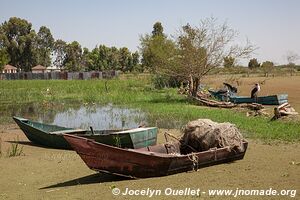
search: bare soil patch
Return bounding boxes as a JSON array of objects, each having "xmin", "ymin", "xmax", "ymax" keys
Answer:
[{"xmin": 0, "ymin": 125, "xmax": 299, "ymax": 199}]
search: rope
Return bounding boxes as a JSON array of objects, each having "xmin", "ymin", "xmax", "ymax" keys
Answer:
[
  {"xmin": 209, "ymin": 147, "xmax": 217, "ymax": 161},
  {"xmin": 187, "ymin": 153, "xmax": 199, "ymax": 171}
]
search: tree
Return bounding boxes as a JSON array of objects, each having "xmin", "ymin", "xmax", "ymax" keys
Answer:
[
  {"xmin": 98, "ymin": 45, "xmax": 110, "ymax": 70},
  {"xmin": 87, "ymin": 45, "xmax": 113, "ymax": 71},
  {"xmin": 0, "ymin": 25, "xmax": 10, "ymax": 70},
  {"xmin": 261, "ymin": 61, "xmax": 274, "ymax": 77},
  {"xmin": 147, "ymin": 18, "xmax": 254, "ymax": 96},
  {"xmin": 152, "ymin": 22, "xmax": 164, "ymax": 37},
  {"xmin": 223, "ymin": 56, "xmax": 235, "ymax": 68},
  {"xmin": 81, "ymin": 47, "xmax": 90, "ymax": 71},
  {"xmin": 63, "ymin": 41, "xmax": 83, "ymax": 71},
  {"xmin": 140, "ymin": 21, "xmax": 177, "ymax": 73},
  {"xmin": 119, "ymin": 47, "xmax": 131, "ymax": 72},
  {"xmin": 87, "ymin": 47, "xmax": 100, "ymax": 71},
  {"xmin": 285, "ymin": 51, "xmax": 299, "ymax": 76},
  {"xmin": 52, "ymin": 39, "xmax": 67, "ymax": 69},
  {"xmin": 286, "ymin": 51, "xmax": 299, "ymax": 66},
  {"xmin": 35, "ymin": 26, "xmax": 54, "ymax": 66},
  {"xmin": 248, "ymin": 58, "xmax": 260, "ymax": 69},
  {"xmin": 132, "ymin": 51, "xmax": 140, "ymax": 71},
  {"xmin": 86, "ymin": 45, "xmax": 138, "ymax": 72},
  {"xmin": 0, "ymin": 17, "xmax": 37, "ymax": 71},
  {"xmin": 0, "ymin": 48, "xmax": 10, "ymax": 70},
  {"xmin": 107, "ymin": 46, "xmax": 120, "ymax": 70},
  {"xmin": 118, "ymin": 47, "xmax": 140, "ymax": 72}
]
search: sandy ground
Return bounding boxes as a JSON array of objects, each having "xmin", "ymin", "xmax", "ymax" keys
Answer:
[{"xmin": 0, "ymin": 125, "xmax": 299, "ymax": 200}]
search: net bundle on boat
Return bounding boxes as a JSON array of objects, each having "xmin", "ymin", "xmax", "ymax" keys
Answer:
[{"xmin": 180, "ymin": 119, "xmax": 245, "ymax": 154}]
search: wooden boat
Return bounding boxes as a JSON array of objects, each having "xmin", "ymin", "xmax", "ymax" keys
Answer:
[
  {"xmin": 13, "ymin": 116, "xmax": 158, "ymax": 149},
  {"xmin": 229, "ymin": 94, "xmax": 288, "ymax": 105},
  {"xmin": 63, "ymin": 134, "xmax": 248, "ymax": 178},
  {"xmin": 209, "ymin": 91, "xmax": 288, "ymax": 105},
  {"xmin": 208, "ymin": 90, "xmax": 234, "ymax": 102}
]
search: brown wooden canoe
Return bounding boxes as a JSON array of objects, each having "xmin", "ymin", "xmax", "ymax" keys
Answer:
[{"xmin": 63, "ymin": 134, "xmax": 248, "ymax": 178}]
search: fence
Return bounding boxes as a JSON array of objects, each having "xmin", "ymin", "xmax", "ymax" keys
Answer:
[{"xmin": 0, "ymin": 71, "xmax": 118, "ymax": 80}]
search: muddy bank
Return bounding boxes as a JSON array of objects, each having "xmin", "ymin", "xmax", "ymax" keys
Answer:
[{"xmin": 0, "ymin": 125, "xmax": 299, "ymax": 200}]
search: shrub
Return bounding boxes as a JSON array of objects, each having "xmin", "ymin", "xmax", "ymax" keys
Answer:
[
  {"xmin": 152, "ymin": 74, "xmax": 181, "ymax": 89},
  {"xmin": 248, "ymin": 58, "xmax": 260, "ymax": 69}
]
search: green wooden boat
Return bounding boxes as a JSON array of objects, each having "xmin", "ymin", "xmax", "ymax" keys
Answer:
[
  {"xmin": 13, "ymin": 116, "xmax": 158, "ymax": 149},
  {"xmin": 209, "ymin": 90, "xmax": 288, "ymax": 105},
  {"xmin": 229, "ymin": 94, "xmax": 288, "ymax": 105}
]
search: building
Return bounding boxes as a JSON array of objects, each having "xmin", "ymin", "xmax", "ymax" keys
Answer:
[
  {"xmin": 32, "ymin": 65, "xmax": 47, "ymax": 73},
  {"xmin": 46, "ymin": 66, "xmax": 61, "ymax": 72},
  {"xmin": 2, "ymin": 64, "xmax": 17, "ymax": 73}
]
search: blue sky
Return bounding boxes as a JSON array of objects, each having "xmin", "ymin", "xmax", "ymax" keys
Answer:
[{"xmin": 1, "ymin": 0, "xmax": 299, "ymax": 65}]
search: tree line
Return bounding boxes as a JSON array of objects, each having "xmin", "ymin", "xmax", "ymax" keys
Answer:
[
  {"xmin": 0, "ymin": 17, "xmax": 140, "ymax": 72},
  {"xmin": 1, "ymin": 16, "xmax": 298, "ymax": 88}
]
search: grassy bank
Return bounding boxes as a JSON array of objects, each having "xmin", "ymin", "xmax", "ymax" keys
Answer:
[{"xmin": 0, "ymin": 74, "xmax": 299, "ymax": 142}]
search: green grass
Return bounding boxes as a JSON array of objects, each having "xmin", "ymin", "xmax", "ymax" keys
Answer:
[{"xmin": 0, "ymin": 74, "xmax": 299, "ymax": 142}]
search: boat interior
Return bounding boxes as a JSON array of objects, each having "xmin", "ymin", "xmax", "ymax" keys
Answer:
[{"xmin": 16, "ymin": 117, "xmax": 125, "ymax": 135}]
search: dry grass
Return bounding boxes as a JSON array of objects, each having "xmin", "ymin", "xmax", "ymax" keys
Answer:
[
  {"xmin": 6, "ymin": 140, "xmax": 24, "ymax": 157},
  {"xmin": 0, "ymin": 137, "xmax": 2, "ymax": 157}
]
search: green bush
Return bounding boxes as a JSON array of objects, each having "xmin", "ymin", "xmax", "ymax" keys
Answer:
[{"xmin": 248, "ymin": 58, "xmax": 260, "ymax": 69}]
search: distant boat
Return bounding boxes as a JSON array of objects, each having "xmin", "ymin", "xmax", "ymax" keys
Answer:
[
  {"xmin": 229, "ymin": 94, "xmax": 288, "ymax": 105},
  {"xmin": 63, "ymin": 134, "xmax": 248, "ymax": 178},
  {"xmin": 209, "ymin": 91, "xmax": 288, "ymax": 105},
  {"xmin": 13, "ymin": 116, "xmax": 157, "ymax": 149}
]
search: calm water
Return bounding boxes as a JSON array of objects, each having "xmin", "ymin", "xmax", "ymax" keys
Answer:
[
  {"xmin": 5, "ymin": 102, "xmax": 187, "ymax": 129},
  {"xmin": 39, "ymin": 104, "xmax": 146, "ymax": 129}
]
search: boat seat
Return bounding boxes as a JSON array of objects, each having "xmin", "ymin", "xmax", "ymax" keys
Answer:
[{"xmin": 50, "ymin": 129, "xmax": 86, "ymax": 134}]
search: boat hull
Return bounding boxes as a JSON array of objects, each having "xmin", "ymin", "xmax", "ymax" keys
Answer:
[
  {"xmin": 63, "ymin": 134, "xmax": 248, "ymax": 178},
  {"xmin": 13, "ymin": 117, "xmax": 157, "ymax": 149},
  {"xmin": 209, "ymin": 91, "xmax": 288, "ymax": 105},
  {"xmin": 230, "ymin": 94, "xmax": 288, "ymax": 105}
]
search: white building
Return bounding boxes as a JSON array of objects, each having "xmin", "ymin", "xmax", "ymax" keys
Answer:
[
  {"xmin": 32, "ymin": 65, "xmax": 47, "ymax": 73},
  {"xmin": 2, "ymin": 64, "xmax": 17, "ymax": 73},
  {"xmin": 46, "ymin": 65, "xmax": 61, "ymax": 72}
]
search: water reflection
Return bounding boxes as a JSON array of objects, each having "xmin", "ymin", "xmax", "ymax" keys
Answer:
[
  {"xmin": 41, "ymin": 104, "xmax": 146, "ymax": 129},
  {"xmin": 3, "ymin": 102, "xmax": 187, "ymax": 130}
]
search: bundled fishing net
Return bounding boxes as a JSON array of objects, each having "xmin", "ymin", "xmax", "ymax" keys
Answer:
[{"xmin": 180, "ymin": 119, "xmax": 245, "ymax": 154}]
